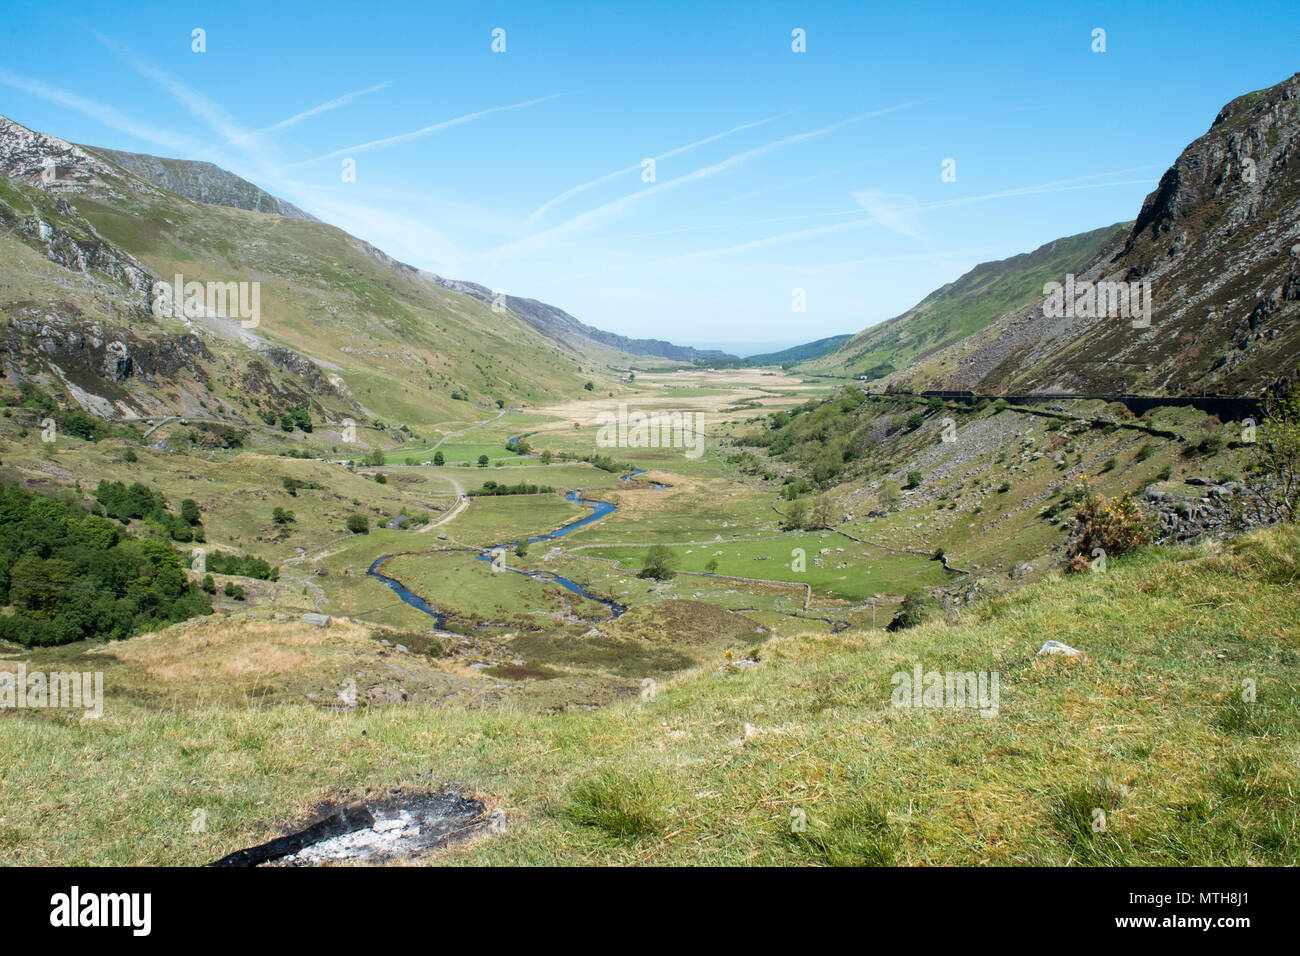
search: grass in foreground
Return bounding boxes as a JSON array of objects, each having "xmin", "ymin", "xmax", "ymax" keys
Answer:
[{"xmin": 0, "ymin": 527, "xmax": 1296, "ymax": 865}]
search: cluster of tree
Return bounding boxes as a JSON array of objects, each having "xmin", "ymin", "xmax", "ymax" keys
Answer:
[
  {"xmin": 2, "ymin": 383, "xmax": 124, "ymax": 443},
  {"xmin": 469, "ymin": 481, "xmax": 556, "ymax": 497},
  {"xmin": 781, "ymin": 496, "xmax": 839, "ymax": 531},
  {"xmin": 748, "ymin": 388, "xmax": 872, "ymax": 486},
  {"xmin": 260, "ymin": 405, "xmax": 312, "ymax": 432},
  {"xmin": 60, "ymin": 411, "xmax": 107, "ymax": 442},
  {"xmin": 188, "ymin": 423, "xmax": 246, "ymax": 449},
  {"xmin": 584, "ymin": 454, "xmax": 631, "ymax": 473},
  {"xmin": 94, "ymin": 481, "xmax": 204, "ymax": 542},
  {"xmin": 0, "ymin": 483, "xmax": 212, "ymax": 646},
  {"xmin": 203, "ymin": 551, "xmax": 277, "ymax": 580},
  {"xmin": 281, "ymin": 477, "xmax": 321, "ymax": 496},
  {"xmin": 359, "ymin": 450, "xmax": 386, "ymax": 466},
  {"xmin": 9, "ymin": 382, "xmax": 57, "ymax": 414}
]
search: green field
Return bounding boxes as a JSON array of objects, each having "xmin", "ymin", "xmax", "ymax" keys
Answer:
[{"xmin": 588, "ymin": 534, "xmax": 953, "ymax": 601}]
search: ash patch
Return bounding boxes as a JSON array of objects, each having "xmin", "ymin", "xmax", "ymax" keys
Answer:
[{"xmin": 215, "ymin": 790, "xmax": 498, "ymax": 867}]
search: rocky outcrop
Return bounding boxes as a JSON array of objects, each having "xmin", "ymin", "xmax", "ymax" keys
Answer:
[
  {"xmin": 0, "ymin": 189, "xmax": 154, "ymax": 304},
  {"xmin": 259, "ymin": 345, "xmax": 347, "ymax": 398},
  {"xmin": 0, "ymin": 114, "xmax": 121, "ymax": 193},
  {"xmin": 5, "ymin": 304, "xmax": 211, "ymax": 388}
]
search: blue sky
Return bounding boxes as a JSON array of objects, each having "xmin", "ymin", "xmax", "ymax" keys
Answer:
[{"xmin": 3, "ymin": 1, "xmax": 1298, "ymax": 355}]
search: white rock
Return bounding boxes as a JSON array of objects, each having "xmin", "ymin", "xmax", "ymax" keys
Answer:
[{"xmin": 1037, "ymin": 640, "xmax": 1083, "ymax": 657}]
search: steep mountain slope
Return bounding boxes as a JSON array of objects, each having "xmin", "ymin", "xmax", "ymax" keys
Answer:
[
  {"xmin": 0, "ymin": 113, "xmax": 614, "ymax": 433},
  {"xmin": 888, "ymin": 72, "xmax": 1300, "ymax": 397},
  {"xmin": 801, "ymin": 223, "xmax": 1128, "ymax": 380}
]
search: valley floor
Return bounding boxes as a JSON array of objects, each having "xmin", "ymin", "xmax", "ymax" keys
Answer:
[{"xmin": 1, "ymin": 368, "xmax": 1294, "ymax": 864}]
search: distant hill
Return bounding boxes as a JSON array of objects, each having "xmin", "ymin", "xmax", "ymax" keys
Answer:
[
  {"xmin": 745, "ymin": 334, "xmax": 852, "ymax": 366},
  {"xmin": 801, "ymin": 223, "xmax": 1129, "ymax": 380},
  {"xmin": 423, "ymin": 274, "xmax": 734, "ymax": 363}
]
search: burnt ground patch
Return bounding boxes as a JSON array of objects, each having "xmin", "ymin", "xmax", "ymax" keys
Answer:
[{"xmin": 211, "ymin": 788, "xmax": 496, "ymax": 867}]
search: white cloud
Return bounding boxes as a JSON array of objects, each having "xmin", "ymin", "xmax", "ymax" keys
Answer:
[
  {"xmin": 296, "ymin": 95, "xmax": 562, "ymax": 165},
  {"xmin": 851, "ymin": 188, "xmax": 926, "ymax": 238}
]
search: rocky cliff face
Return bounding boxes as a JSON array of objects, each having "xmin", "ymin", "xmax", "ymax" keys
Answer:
[
  {"xmin": 888, "ymin": 72, "xmax": 1300, "ymax": 397},
  {"xmin": 0, "ymin": 114, "xmax": 124, "ymax": 193}
]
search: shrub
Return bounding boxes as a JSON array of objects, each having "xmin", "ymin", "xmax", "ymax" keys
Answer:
[
  {"xmin": 346, "ymin": 514, "xmax": 370, "ymax": 534},
  {"xmin": 1249, "ymin": 385, "xmax": 1300, "ymax": 522},
  {"xmin": 886, "ymin": 591, "xmax": 931, "ymax": 631},
  {"xmin": 1064, "ymin": 477, "xmax": 1156, "ymax": 572}
]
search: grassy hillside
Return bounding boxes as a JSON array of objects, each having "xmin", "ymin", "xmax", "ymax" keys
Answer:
[
  {"xmin": 2, "ymin": 525, "xmax": 1294, "ymax": 865},
  {"xmin": 69, "ymin": 187, "xmax": 600, "ymax": 423},
  {"xmin": 802, "ymin": 224, "xmax": 1128, "ymax": 380},
  {"xmin": 746, "ymin": 335, "xmax": 853, "ymax": 366}
]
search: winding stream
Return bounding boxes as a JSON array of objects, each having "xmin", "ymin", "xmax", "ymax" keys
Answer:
[{"xmin": 368, "ymin": 482, "xmax": 640, "ymax": 627}]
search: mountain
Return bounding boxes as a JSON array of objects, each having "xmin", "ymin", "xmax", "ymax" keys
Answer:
[
  {"xmin": 0, "ymin": 112, "xmax": 612, "ymax": 433},
  {"xmin": 884, "ymin": 72, "xmax": 1300, "ymax": 397},
  {"xmin": 800, "ymin": 223, "xmax": 1129, "ymax": 380},
  {"xmin": 422, "ymin": 274, "xmax": 733, "ymax": 363},
  {"xmin": 744, "ymin": 334, "xmax": 852, "ymax": 366},
  {"xmin": 77, "ymin": 141, "xmax": 719, "ymax": 365}
]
